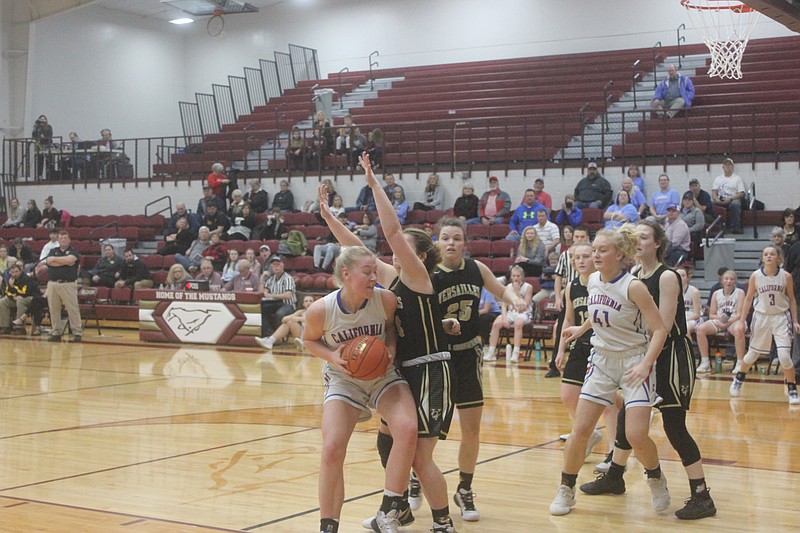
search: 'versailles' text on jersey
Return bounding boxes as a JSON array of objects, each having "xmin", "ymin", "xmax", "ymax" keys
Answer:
[{"xmin": 586, "ymin": 270, "xmax": 647, "ymax": 353}]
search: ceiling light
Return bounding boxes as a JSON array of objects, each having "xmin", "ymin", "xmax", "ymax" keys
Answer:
[{"xmin": 169, "ymin": 17, "xmax": 194, "ymax": 24}]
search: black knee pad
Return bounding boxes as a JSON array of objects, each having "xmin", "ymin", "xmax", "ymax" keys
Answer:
[
  {"xmin": 661, "ymin": 408, "xmax": 701, "ymax": 466},
  {"xmin": 614, "ymin": 404, "xmax": 632, "ymax": 451},
  {"xmin": 377, "ymin": 430, "xmax": 394, "ymax": 469}
]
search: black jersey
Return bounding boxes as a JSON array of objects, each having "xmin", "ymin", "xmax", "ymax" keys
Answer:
[
  {"xmin": 390, "ymin": 277, "xmax": 448, "ymax": 363},
  {"xmin": 433, "ymin": 258, "xmax": 484, "ymax": 347},
  {"xmin": 635, "ymin": 263, "xmax": 687, "ymax": 339},
  {"xmin": 569, "ymin": 276, "xmax": 592, "ymax": 345}
]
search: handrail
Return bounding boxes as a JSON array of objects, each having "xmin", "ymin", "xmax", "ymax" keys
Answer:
[
  {"xmin": 748, "ymin": 180, "xmax": 758, "ymax": 239},
  {"xmin": 677, "ymin": 24, "xmax": 686, "ymax": 69},
  {"xmin": 337, "ymin": 67, "xmax": 350, "ymax": 110},
  {"xmin": 631, "ymin": 60, "xmax": 641, "ymax": 109},
  {"xmin": 368, "ymin": 50, "xmax": 379, "ymax": 91},
  {"xmin": 144, "ymin": 195, "xmax": 172, "ymax": 219},
  {"xmin": 602, "ymin": 80, "xmax": 614, "ymax": 133},
  {"xmin": 88, "ymin": 221, "xmax": 120, "ymax": 244},
  {"xmin": 652, "ymin": 41, "xmax": 662, "ymax": 88},
  {"xmin": 704, "ymin": 214, "xmax": 725, "ymax": 247}
]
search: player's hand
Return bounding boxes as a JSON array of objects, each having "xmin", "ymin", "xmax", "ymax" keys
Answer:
[
  {"xmin": 329, "ymin": 346, "xmax": 352, "ymax": 376},
  {"xmin": 624, "ymin": 362, "xmax": 651, "ymax": 388},
  {"xmin": 512, "ymin": 295, "xmax": 527, "ymax": 313},
  {"xmin": 359, "ymin": 152, "xmax": 378, "ymax": 187},
  {"xmin": 555, "ymin": 349, "xmax": 566, "ymax": 372},
  {"xmin": 554, "ymin": 297, "xmax": 563, "ymax": 312},
  {"xmin": 442, "ymin": 318, "xmax": 461, "ymax": 336},
  {"xmin": 561, "ymin": 325, "xmax": 582, "ymax": 345},
  {"xmin": 317, "ymin": 183, "xmax": 332, "ymax": 218},
  {"xmin": 794, "ymin": 322, "xmax": 800, "ymax": 335},
  {"xmin": 502, "ymin": 317, "xmax": 511, "ymax": 329}
]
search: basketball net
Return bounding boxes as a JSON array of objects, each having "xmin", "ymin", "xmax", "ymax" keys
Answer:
[{"xmin": 681, "ymin": 0, "xmax": 761, "ymax": 79}]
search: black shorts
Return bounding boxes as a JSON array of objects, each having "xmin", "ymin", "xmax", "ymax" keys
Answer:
[
  {"xmin": 562, "ymin": 341, "xmax": 592, "ymax": 386},
  {"xmin": 655, "ymin": 335, "xmax": 696, "ymax": 411},
  {"xmin": 401, "ymin": 359, "xmax": 454, "ymax": 439},
  {"xmin": 449, "ymin": 343, "xmax": 484, "ymax": 409}
]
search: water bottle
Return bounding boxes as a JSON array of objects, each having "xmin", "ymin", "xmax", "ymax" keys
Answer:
[
  {"xmin": 715, "ymin": 351, "xmax": 723, "ymax": 374},
  {"xmin": 505, "ymin": 343, "xmax": 512, "ymax": 362},
  {"xmin": 535, "ymin": 340, "xmax": 542, "ymax": 362}
]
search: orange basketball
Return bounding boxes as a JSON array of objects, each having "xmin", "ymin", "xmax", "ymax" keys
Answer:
[{"xmin": 341, "ymin": 335, "xmax": 390, "ymax": 380}]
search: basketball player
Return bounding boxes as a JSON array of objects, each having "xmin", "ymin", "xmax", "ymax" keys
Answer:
[
  {"xmin": 580, "ymin": 220, "xmax": 717, "ymax": 520},
  {"xmin": 678, "ymin": 266, "xmax": 703, "ymax": 337},
  {"xmin": 484, "ymin": 265, "xmax": 533, "ymax": 363},
  {"xmin": 554, "ymin": 242, "xmax": 619, "ymax": 464},
  {"xmin": 434, "ymin": 217, "xmax": 528, "ymax": 521},
  {"xmin": 550, "ymin": 225, "xmax": 669, "ymax": 516},
  {"xmin": 695, "ymin": 269, "xmax": 746, "ymax": 373},
  {"xmin": 303, "ymin": 246, "xmax": 418, "ymax": 533},
  {"xmin": 318, "ymin": 153, "xmax": 458, "ymax": 533},
  {"xmin": 730, "ymin": 245, "xmax": 800, "ymax": 404}
]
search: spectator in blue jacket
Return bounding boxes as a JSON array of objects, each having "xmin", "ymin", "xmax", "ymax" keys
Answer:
[
  {"xmin": 650, "ymin": 173, "xmax": 681, "ymax": 224},
  {"xmin": 555, "ymin": 194, "xmax": 582, "ymax": 228},
  {"xmin": 652, "ymin": 64, "xmax": 695, "ymax": 118},
  {"xmin": 351, "ymin": 183, "xmax": 376, "ymax": 212},
  {"xmin": 506, "ymin": 189, "xmax": 547, "ymax": 241},
  {"xmin": 391, "ymin": 185, "xmax": 410, "ymax": 225}
]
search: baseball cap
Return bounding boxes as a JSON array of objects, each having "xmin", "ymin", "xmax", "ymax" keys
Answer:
[
  {"xmin": 534, "ymin": 177, "xmax": 544, "ymax": 184},
  {"xmin": 666, "ymin": 203, "xmax": 678, "ymax": 211},
  {"xmin": 488, "ymin": 175, "xmax": 499, "ymax": 182},
  {"xmin": 259, "ymin": 244, "xmax": 270, "ymax": 251},
  {"xmin": 723, "ymin": 157, "xmax": 735, "ymax": 165},
  {"xmin": 688, "ymin": 178, "xmax": 700, "ymax": 185},
  {"xmin": 268, "ymin": 255, "xmax": 283, "ymax": 263},
  {"xmin": 682, "ymin": 191, "xmax": 694, "ymax": 201},
  {"xmin": 202, "ymin": 184, "xmax": 211, "ymax": 189},
  {"xmin": 587, "ymin": 162, "xmax": 598, "ymax": 169}
]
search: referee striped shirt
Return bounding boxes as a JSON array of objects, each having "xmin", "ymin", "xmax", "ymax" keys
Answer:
[
  {"xmin": 263, "ymin": 272, "xmax": 297, "ymax": 307},
  {"xmin": 555, "ymin": 249, "xmax": 577, "ymax": 285}
]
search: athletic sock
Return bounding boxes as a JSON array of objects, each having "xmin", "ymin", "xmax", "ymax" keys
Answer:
[
  {"xmin": 458, "ymin": 471, "xmax": 474, "ymax": 492},
  {"xmin": 689, "ymin": 477, "xmax": 710, "ymax": 499},
  {"xmin": 607, "ymin": 461, "xmax": 626, "ymax": 480},
  {"xmin": 432, "ymin": 506, "xmax": 451, "ymax": 525},
  {"xmin": 376, "ymin": 431, "xmax": 394, "ymax": 469},
  {"xmin": 736, "ymin": 371, "xmax": 747, "ymax": 382},
  {"xmin": 645, "ymin": 465, "xmax": 662, "ymax": 479},
  {"xmin": 787, "ymin": 381, "xmax": 797, "ymax": 393},
  {"xmin": 560, "ymin": 472, "xmax": 578, "ymax": 488},
  {"xmin": 380, "ymin": 490, "xmax": 404, "ymax": 513},
  {"xmin": 320, "ymin": 518, "xmax": 339, "ymax": 533}
]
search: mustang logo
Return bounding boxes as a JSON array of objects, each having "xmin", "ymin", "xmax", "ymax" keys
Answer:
[{"xmin": 166, "ymin": 307, "xmax": 220, "ymax": 335}]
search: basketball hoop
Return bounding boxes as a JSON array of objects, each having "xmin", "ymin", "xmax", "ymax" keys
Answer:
[
  {"xmin": 681, "ymin": 0, "xmax": 761, "ymax": 79},
  {"xmin": 207, "ymin": 7, "xmax": 225, "ymax": 37}
]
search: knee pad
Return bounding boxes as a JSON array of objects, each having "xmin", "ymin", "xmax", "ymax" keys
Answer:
[
  {"xmin": 661, "ymin": 409, "xmax": 701, "ymax": 466},
  {"xmin": 743, "ymin": 349, "xmax": 759, "ymax": 365},
  {"xmin": 778, "ymin": 347, "xmax": 793, "ymax": 369},
  {"xmin": 614, "ymin": 405, "xmax": 632, "ymax": 451}
]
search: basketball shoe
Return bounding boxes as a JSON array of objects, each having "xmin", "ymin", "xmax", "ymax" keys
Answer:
[
  {"xmin": 549, "ymin": 484, "xmax": 576, "ymax": 515},
  {"xmin": 453, "ymin": 488, "xmax": 479, "ymax": 521},
  {"xmin": 647, "ymin": 473, "xmax": 670, "ymax": 512}
]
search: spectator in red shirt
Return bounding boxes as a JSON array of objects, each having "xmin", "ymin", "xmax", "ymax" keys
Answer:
[
  {"xmin": 478, "ymin": 176, "xmax": 512, "ymax": 225},
  {"xmin": 207, "ymin": 163, "xmax": 230, "ymax": 204},
  {"xmin": 533, "ymin": 177, "xmax": 552, "ymax": 211}
]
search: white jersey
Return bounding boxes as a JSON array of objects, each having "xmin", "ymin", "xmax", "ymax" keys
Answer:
[
  {"xmin": 321, "ymin": 288, "xmax": 388, "ymax": 350},
  {"xmin": 586, "ymin": 271, "xmax": 647, "ymax": 354},
  {"xmin": 713, "ymin": 287, "xmax": 744, "ymax": 317},
  {"xmin": 683, "ymin": 285, "xmax": 700, "ymax": 319},
  {"xmin": 752, "ymin": 268, "xmax": 790, "ymax": 315}
]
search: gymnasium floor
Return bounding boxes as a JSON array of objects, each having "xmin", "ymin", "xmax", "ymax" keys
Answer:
[{"xmin": 0, "ymin": 332, "xmax": 798, "ymax": 532}]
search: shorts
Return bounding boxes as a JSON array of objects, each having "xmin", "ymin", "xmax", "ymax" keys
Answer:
[
  {"xmin": 448, "ymin": 337, "xmax": 484, "ymax": 409},
  {"xmin": 580, "ymin": 348, "xmax": 657, "ymax": 408},
  {"xmin": 748, "ymin": 310, "xmax": 793, "ymax": 354},
  {"xmin": 506, "ymin": 309, "xmax": 532, "ymax": 325},
  {"xmin": 562, "ymin": 341, "xmax": 592, "ymax": 386},
  {"xmin": 400, "ymin": 355, "xmax": 454, "ymax": 439},
  {"xmin": 323, "ymin": 363, "xmax": 407, "ymax": 422},
  {"xmin": 655, "ymin": 335, "xmax": 696, "ymax": 411}
]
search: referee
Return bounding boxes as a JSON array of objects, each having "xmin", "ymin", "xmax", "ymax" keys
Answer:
[{"xmin": 44, "ymin": 230, "xmax": 82, "ymax": 342}]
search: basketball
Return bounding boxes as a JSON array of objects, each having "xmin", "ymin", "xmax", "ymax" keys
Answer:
[{"xmin": 341, "ymin": 335, "xmax": 390, "ymax": 380}]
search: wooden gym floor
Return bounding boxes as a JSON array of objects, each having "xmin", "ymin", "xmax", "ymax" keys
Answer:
[{"xmin": 0, "ymin": 332, "xmax": 798, "ymax": 532}]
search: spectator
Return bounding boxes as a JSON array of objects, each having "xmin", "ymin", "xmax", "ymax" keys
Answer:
[
  {"xmin": 533, "ymin": 177, "xmax": 553, "ymax": 210},
  {"xmin": 352, "ymin": 212, "xmax": 377, "ymax": 252},
  {"xmin": 272, "ymin": 180, "xmax": 295, "ymax": 212},
  {"xmin": 21, "ymin": 199, "xmax": 42, "ymax": 228},
  {"xmin": 453, "ymin": 184, "xmax": 480, "ymax": 224},
  {"xmin": 514, "ymin": 226, "xmax": 545, "ymax": 277},
  {"xmin": 224, "ymin": 258, "xmax": 259, "ymax": 292},
  {"xmin": 159, "ymin": 217, "xmax": 194, "ymax": 256},
  {"xmin": 9, "ymin": 238, "xmax": 34, "ymax": 272},
  {"xmin": 506, "ymin": 189, "xmax": 547, "ymax": 241},
  {"xmin": 286, "ymin": 126, "xmax": 310, "ymax": 171},
  {"xmin": 328, "ymin": 195, "xmax": 346, "ymax": 218},
  {"xmin": 253, "ymin": 207, "xmax": 286, "ymax": 241},
  {"xmin": 32, "ymin": 114, "xmax": 54, "ymax": 179},
  {"xmin": 0, "ymin": 246, "xmax": 12, "ymax": 278},
  {"xmin": 43, "ymin": 230, "xmax": 82, "ymax": 342},
  {"xmin": 313, "ymin": 226, "xmax": 342, "ymax": 272},
  {"xmin": 312, "ymin": 111, "xmax": 334, "ymax": 159},
  {"xmin": 680, "ymin": 190, "xmax": 705, "ymax": 251},
  {"xmin": 712, "ymin": 158, "xmax": 746, "ymax": 234},
  {"xmin": 353, "ymin": 182, "xmax": 376, "ymax": 212},
  {"xmin": 574, "ymin": 162, "xmax": 612, "ymax": 209},
  {"xmin": 167, "ymin": 202, "xmax": 200, "ymax": 234},
  {"xmin": 115, "ymin": 249, "xmax": 153, "ymax": 290},
  {"xmin": 303, "ymin": 178, "xmax": 337, "ymax": 215},
  {"xmin": 207, "ymin": 162, "xmax": 230, "ymax": 203},
  {"xmin": 200, "ymin": 232, "xmax": 228, "ymax": 271},
  {"xmin": 83, "ymin": 243, "xmax": 122, "ymax": 288},
  {"xmin": 194, "ymin": 259, "xmax": 223, "ymax": 290},
  {"xmin": 413, "ymin": 173, "xmax": 445, "ymax": 211},
  {"xmin": 225, "ymin": 203, "xmax": 255, "ymax": 241},
  {"xmin": 2, "ymin": 198, "xmax": 25, "ymax": 228},
  {"xmin": 164, "ymin": 264, "xmax": 189, "ymax": 290},
  {"xmin": 197, "ymin": 185, "xmax": 225, "ymax": 219},
  {"xmin": 367, "ymin": 128, "xmax": 385, "ymax": 168},
  {"xmin": 228, "ymin": 189, "xmax": 246, "ymax": 219},
  {"xmin": 256, "ymin": 244, "xmax": 275, "ymax": 276},
  {"xmin": 649, "ymin": 173, "xmax": 680, "ymax": 224},
  {"xmin": 255, "ymin": 294, "xmax": 316, "ymax": 350},
  {"xmin": 559, "ymin": 225, "xmax": 574, "ymax": 254},
  {"xmin": 221, "ymin": 249, "xmax": 240, "ymax": 283},
  {"xmin": 534, "ymin": 209, "xmax": 561, "ymax": 256},
  {"xmin": 243, "ymin": 248, "xmax": 261, "ymax": 276},
  {"xmin": 35, "ymin": 228, "xmax": 61, "ymax": 279},
  {"xmin": 382, "ymin": 173, "xmax": 398, "ymax": 198},
  {"xmin": 554, "ymin": 194, "xmax": 582, "ymax": 228},
  {"xmin": 392, "ymin": 185, "xmax": 410, "ymax": 225},
  {"xmin": 621, "ymin": 176, "xmax": 648, "ymax": 218},
  {"xmin": 665, "ymin": 204, "xmax": 691, "ymax": 265},
  {"xmin": 0, "ymin": 263, "xmax": 42, "ymax": 334},
  {"xmin": 478, "ymin": 288, "xmax": 501, "ymax": 346},
  {"xmin": 348, "ymin": 127, "xmax": 367, "ymax": 169},
  {"xmin": 243, "ymin": 179, "xmax": 270, "ymax": 214},
  {"xmin": 652, "ymin": 64, "xmax": 695, "ymax": 118},
  {"xmin": 534, "ymin": 252, "xmax": 560, "ymax": 306},
  {"xmin": 604, "ymin": 190, "xmax": 639, "ymax": 230},
  {"xmin": 772, "ymin": 227, "xmax": 789, "ymax": 260},
  {"xmin": 334, "ymin": 114, "xmax": 355, "ymax": 155},
  {"xmin": 626, "ymin": 164, "xmax": 647, "ymax": 197},
  {"xmin": 176, "ymin": 226, "xmax": 211, "ymax": 273},
  {"xmin": 38, "ymin": 196, "xmax": 60, "ymax": 229},
  {"xmin": 478, "ymin": 175, "xmax": 512, "ymax": 224},
  {"xmin": 259, "ymin": 256, "xmax": 296, "ymax": 339},
  {"xmin": 688, "ymin": 178, "xmax": 714, "ymax": 223},
  {"xmin": 200, "ymin": 202, "xmax": 231, "ymax": 237},
  {"xmin": 781, "ymin": 208, "xmax": 798, "ymax": 247}
]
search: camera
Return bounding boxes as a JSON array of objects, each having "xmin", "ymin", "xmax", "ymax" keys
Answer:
[{"xmin": 566, "ymin": 201, "xmax": 573, "ymax": 209}]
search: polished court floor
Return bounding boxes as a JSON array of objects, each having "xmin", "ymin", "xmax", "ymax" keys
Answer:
[{"xmin": 1, "ymin": 332, "xmax": 798, "ymax": 532}]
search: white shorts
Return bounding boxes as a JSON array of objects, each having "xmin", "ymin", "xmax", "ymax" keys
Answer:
[
  {"xmin": 506, "ymin": 309, "xmax": 532, "ymax": 325},
  {"xmin": 323, "ymin": 364, "xmax": 407, "ymax": 422},
  {"xmin": 748, "ymin": 310, "xmax": 793, "ymax": 354},
  {"xmin": 580, "ymin": 348, "xmax": 657, "ymax": 408}
]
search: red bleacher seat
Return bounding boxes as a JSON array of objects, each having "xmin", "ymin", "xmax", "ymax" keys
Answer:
[
  {"xmin": 467, "ymin": 240, "xmax": 491, "ymax": 258},
  {"xmin": 467, "ymin": 225, "xmax": 490, "ymax": 240},
  {"xmin": 141, "ymin": 254, "xmax": 163, "ymax": 270},
  {"xmin": 152, "ymin": 271, "xmax": 168, "ymax": 286},
  {"xmin": 110, "ymin": 287, "xmax": 132, "ymax": 305},
  {"xmin": 489, "ymin": 224, "xmax": 510, "ymax": 240},
  {"xmin": 491, "ymin": 239, "xmax": 516, "ymax": 258},
  {"xmin": 406, "ymin": 210, "xmax": 426, "ymax": 224},
  {"xmin": 489, "ymin": 257, "xmax": 514, "ymax": 276}
]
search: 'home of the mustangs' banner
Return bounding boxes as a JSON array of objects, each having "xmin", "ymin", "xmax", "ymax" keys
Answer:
[{"xmin": 137, "ymin": 289, "xmax": 262, "ymax": 346}]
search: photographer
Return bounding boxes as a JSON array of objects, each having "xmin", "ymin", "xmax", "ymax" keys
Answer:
[
  {"xmin": 554, "ymin": 194, "xmax": 583, "ymax": 229},
  {"xmin": 32, "ymin": 115, "xmax": 53, "ymax": 180}
]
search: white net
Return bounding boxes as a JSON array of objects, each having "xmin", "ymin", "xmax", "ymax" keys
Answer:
[{"xmin": 681, "ymin": 0, "xmax": 761, "ymax": 79}]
